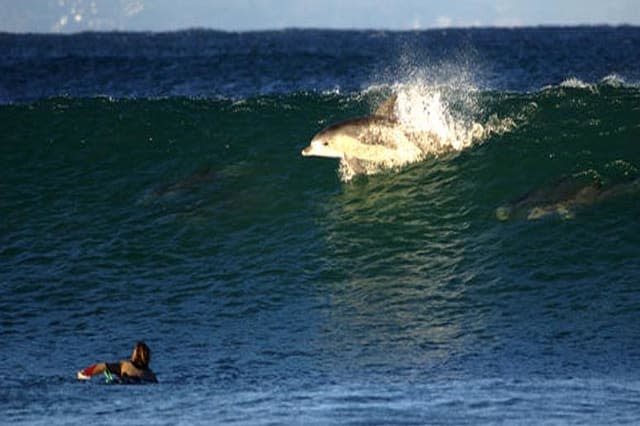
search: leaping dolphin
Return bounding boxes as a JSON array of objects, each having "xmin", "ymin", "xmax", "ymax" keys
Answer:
[{"xmin": 301, "ymin": 95, "xmax": 432, "ymax": 177}]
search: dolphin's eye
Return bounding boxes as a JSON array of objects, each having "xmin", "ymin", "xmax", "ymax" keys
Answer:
[{"xmin": 323, "ymin": 142, "xmax": 329, "ymax": 146}]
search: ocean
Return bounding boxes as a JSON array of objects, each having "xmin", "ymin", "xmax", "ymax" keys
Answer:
[{"xmin": 1, "ymin": 27, "xmax": 640, "ymax": 424}]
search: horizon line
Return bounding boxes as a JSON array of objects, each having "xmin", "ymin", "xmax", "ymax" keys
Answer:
[{"xmin": 2, "ymin": 23, "xmax": 639, "ymax": 36}]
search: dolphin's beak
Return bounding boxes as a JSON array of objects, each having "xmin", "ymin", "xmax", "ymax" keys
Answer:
[{"xmin": 301, "ymin": 138, "xmax": 343, "ymax": 159}]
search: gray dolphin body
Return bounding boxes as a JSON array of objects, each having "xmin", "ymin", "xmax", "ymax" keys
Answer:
[
  {"xmin": 153, "ymin": 166, "xmax": 217, "ymax": 198},
  {"xmin": 140, "ymin": 166, "xmax": 217, "ymax": 205},
  {"xmin": 301, "ymin": 95, "xmax": 428, "ymax": 175},
  {"xmin": 496, "ymin": 176, "xmax": 640, "ymax": 221}
]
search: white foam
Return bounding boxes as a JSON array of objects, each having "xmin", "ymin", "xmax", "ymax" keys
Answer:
[
  {"xmin": 600, "ymin": 74, "xmax": 626, "ymax": 87},
  {"xmin": 338, "ymin": 78, "xmax": 517, "ymax": 181},
  {"xmin": 542, "ymin": 74, "xmax": 638, "ymax": 92},
  {"xmin": 559, "ymin": 77, "xmax": 593, "ymax": 89},
  {"xmin": 393, "ymin": 81, "xmax": 481, "ymax": 153}
]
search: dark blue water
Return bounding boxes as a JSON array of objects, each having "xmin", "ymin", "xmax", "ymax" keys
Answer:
[
  {"xmin": 2, "ymin": 27, "xmax": 640, "ymax": 102},
  {"xmin": 2, "ymin": 27, "xmax": 640, "ymax": 424}
]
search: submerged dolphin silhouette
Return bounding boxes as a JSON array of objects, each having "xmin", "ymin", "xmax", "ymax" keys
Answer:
[
  {"xmin": 152, "ymin": 165, "xmax": 217, "ymax": 199},
  {"xmin": 496, "ymin": 175, "xmax": 640, "ymax": 221},
  {"xmin": 301, "ymin": 95, "xmax": 427, "ymax": 175},
  {"xmin": 140, "ymin": 165, "xmax": 218, "ymax": 205}
]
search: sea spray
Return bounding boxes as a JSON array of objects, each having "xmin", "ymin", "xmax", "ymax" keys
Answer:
[{"xmin": 338, "ymin": 69, "xmax": 517, "ymax": 181}]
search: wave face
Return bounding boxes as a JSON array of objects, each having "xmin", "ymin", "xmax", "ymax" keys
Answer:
[{"xmin": 2, "ymin": 28, "xmax": 640, "ymax": 425}]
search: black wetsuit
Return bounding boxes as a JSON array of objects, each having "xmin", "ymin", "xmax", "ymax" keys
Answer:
[{"xmin": 105, "ymin": 362, "xmax": 158, "ymax": 384}]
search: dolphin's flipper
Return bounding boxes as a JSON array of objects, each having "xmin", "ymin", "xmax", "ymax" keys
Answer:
[
  {"xmin": 346, "ymin": 157, "xmax": 367, "ymax": 175},
  {"xmin": 340, "ymin": 156, "xmax": 374, "ymax": 178},
  {"xmin": 374, "ymin": 94, "xmax": 398, "ymax": 120}
]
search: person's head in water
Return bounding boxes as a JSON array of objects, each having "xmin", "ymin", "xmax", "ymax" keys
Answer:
[{"xmin": 131, "ymin": 341, "xmax": 151, "ymax": 369}]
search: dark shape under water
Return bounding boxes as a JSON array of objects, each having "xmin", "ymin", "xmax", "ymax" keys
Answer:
[
  {"xmin": 143, "ymin": 165, "xmax": 217, "ymax": 204},
  {"xmin": 496, "ymin": 174, "xmax": 640, "ymax": 221}
]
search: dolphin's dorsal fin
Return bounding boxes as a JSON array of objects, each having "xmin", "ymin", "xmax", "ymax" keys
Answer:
[{"xmin": 374, "ymin": 94, "xmax": 398, "ymax": 119}]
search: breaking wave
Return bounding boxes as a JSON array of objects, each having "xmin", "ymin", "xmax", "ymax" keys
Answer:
[{"xmin": 334, "ymin": 69, "xmax": 639, "ymax": 182}]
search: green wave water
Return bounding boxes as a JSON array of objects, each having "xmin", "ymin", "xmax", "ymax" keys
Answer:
[{"xmin": 2, "ymin": 80, "xmax": 640, "ymax": 424}]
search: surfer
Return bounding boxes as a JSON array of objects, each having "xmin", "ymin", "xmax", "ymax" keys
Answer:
[{"xmin": 77, "ymin": 341, "xmax": 158, "ymax": 384}]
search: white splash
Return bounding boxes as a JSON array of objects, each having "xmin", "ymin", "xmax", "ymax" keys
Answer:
[
  {"xmin": 601, "ymin": 74, "xmax": 626, "ymax": 87},
  {"xmin": 336, "ymin": 73, "xmax": 517, "ymax": 182},
  {"xmin": 559, "ymin": 77, "xmax": 592, "ymax": 89},
  {"xmin": 393, "ymin": 82, "xmax": 483, "ymax": 153}
]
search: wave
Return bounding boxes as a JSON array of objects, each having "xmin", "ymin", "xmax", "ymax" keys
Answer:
[
  {"xmin": 3, "ymin": 78, "xmax": 638, "ymax": 174},
  {"xmin": 2, "ymin": 68, "xmax": 639, "ymax": 107},
  {"xmin": 542, "ymin": 73, "xmax": 637, "ymax": 92}
]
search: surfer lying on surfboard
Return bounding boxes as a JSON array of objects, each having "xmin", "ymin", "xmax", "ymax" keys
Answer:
[{"xmin": 77, "ymin": 341, "xmax": 158, "ymax": 384}]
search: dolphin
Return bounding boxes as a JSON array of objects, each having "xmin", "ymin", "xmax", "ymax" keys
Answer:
[
  {"xmin": 301, "ymin": 94, "xmax": 429, "ymax": 176},
  {"xmin": 152, "ymin": 165, "xmax": 217, "ymax": 199},
  {"xmin": 496, "ymin": 175, "xmax": 640, "ymax": 221},
  {"xmin": 140, "ymin": 165, "xmax": 217, "ymax": 205}
]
